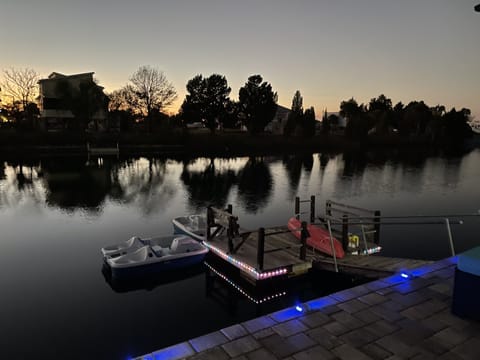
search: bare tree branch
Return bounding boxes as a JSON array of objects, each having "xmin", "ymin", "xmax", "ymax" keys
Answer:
[
  {"xmin": 129, "ymin": 65, "xmax": 177, "ymax": 116},
  {"xmin": 1, "ymin": 67, "xmax": 40, "ymax": 110}
]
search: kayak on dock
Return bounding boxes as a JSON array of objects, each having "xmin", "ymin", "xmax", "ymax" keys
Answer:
[{"xmin": 287, "ymin": 217, "xmax": 345, "ymax": 258}]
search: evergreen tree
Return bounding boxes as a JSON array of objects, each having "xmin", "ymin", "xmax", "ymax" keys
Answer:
[{"xmin": 238, "ymin": 75, "xmax": 277, "ymax": 134}]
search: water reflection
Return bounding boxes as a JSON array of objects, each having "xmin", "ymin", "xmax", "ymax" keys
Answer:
[
  {"xmin": 0, "ymin": 149, "xmax": 475, "ymax": 218},
  {"xmin": 180, "ymin": 157, "xmax": 237, "ymax": 209},
  {"xmin": 282, "ymin": 154, "xmax": 314, "ymax": 195},
  {"xmin": 0, "ymin": 160, "xmax": 45, "ymax": 207},
  {"xmin": 102, "ymin": 262, "xmax": 205, "ymax": 293},
  {"xmin": 236, "ymin": 157, "xmax": 273, "ymax": 213},
  {"xmin": 114, "ymin": 157, "xmax": 177, "ymax": 215},
  {"xmin": 1, "ymin": 149, "xmax": 479, "ymax": 360},
  {"xmin": 41, "ymin": 157, "xmax": 114, "ymax": 212}
]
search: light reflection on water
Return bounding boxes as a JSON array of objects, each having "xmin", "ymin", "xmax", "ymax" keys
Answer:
[{"xmin": 0, "ymin": 149, "xmax": 480, "ymax": 359}]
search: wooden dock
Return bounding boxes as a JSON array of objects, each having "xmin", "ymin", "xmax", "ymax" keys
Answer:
[
  {"xmin": 204, "ymin": 226, "xmax": 312, "ymax": 282},
  {"xmin": 205, "ymin": 224, "xmax": 431, "ymax": 283},
  {"xmin": 313, "ymin": 254, "xmax": 433, "ymax": 278},
  {"xmin": 203, "ymin": 204, "xmax": 432, "ymax": 283},
  {"xmin": 87, "ymin": 142, "xmax": 119, "ymax": 155}
]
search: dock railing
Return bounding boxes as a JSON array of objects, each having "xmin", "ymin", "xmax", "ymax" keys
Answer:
[{"xmin": 295, "ymin": 196, "xmax": 480, "ymax": 272}]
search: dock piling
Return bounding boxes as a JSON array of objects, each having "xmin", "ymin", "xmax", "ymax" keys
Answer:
[
  {"xmin": 374, "ymin": 210, "xmax": 381, "ymax": 244},
  {"xmin": 300, "ymin": 221, "xmax": 308, "ymax": 260},
  {"xmin": 310, "ymin": 195, "xmax": 316, "ymax": 223},
  {"xmin": 295, "ymin": 197, "xmax": 300, "ymax": 220},
  {"xmin": 257, "ymin": 227, "xmax": 265, "ymax": 270},
  {"xmin": 342, "ymin": 215, "xmax": 349, "ymax": 251}
]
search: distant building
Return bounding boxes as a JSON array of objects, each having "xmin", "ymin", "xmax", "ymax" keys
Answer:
[
  {"xmin": 265, "ymin": 104, "xmax": 291, "ymax": 134},
  {"xmin": 38, "ymin": 72, "xmax": 108, "ymax": 131}
]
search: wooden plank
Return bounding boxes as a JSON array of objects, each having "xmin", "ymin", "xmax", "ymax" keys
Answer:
[{"xmin": 313, "ymin": 254, "xmax": 433, "ymax": 277}]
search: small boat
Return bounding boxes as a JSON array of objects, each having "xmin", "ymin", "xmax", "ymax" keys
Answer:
[
  {"xmin": 172, "ymin": 215, "xmax": 207, "ymax": 242},
  {"xmin": 287, "ymin": 217, "xmax": 345, "ymax": 258},
  {"xmin": 102, "ymin": 235, "xmax": 209, "ymax": 277},
  {"xmin": 101, "ymin": 236, "xmax": 144, "ymax": 257}
]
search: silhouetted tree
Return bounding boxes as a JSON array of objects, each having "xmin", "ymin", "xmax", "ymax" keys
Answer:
[
  {"xmin": 302, "ymin": 106, "xmax": 316, "ymax": 136},
  {"xmin": 1, "ymin": 67, "xmax": 39, "ymax": 110},
  {"xmin": 340, "ymin": 98, "xmax": 369, "ymax": 139},
  {"xmin": 181, "ymin": 74, "xmax": 231, "ymax": 133},
  {"xmin": 321, "ymin": 111, "xmax": 331, "ymax": 135},
  {"xmin": 402, "ymin": 101, "xmax": 432, "ymax": 136},
  {"xmin": 392, "ymin": 101, "xmax": 405, "ymax": 130},
  {"xmin": 444, "ymin": 108, "xmax": 471, "ymax": 143},
  {"xmin": 108, "ymin": 86, "xmax": 138, "ymax": 112},
  {"xmin": 340, "ymin": 98, "xmax": 361, "ymax": 120},
  {"xmin": 128, "ymin": 65, "xmax": 177, "ymax": 132},
  {"xmin": 55, "ymin": 79, "xmax": 107, "ymax": 131},
  {"xmin": 368, "ymin": 94, "xmax": 392, "ymax": 113},
  {"xmin": 284, "ymin": 90, "xmax": 303, "ymax": 136},
  {"xmin": 238, "ymin": 75, "xmax": 277, "ymax": 134}
]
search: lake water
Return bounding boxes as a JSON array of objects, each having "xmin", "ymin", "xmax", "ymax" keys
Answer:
[{"xmin": 1, "ymin": 148, "xmax": 479, "ymax": 359}]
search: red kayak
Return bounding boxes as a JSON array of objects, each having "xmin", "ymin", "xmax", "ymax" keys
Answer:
[{"xmin": 288, "ymin": 217, "xmax": 345, "ymax": 258}]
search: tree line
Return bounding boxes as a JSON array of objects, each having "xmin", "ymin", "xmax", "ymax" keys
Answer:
[
  {"xmin": 0, "ymin": 66, "xmax": 475, "ymax": 145},
  {"xmin": 323, "ymin": 94, "xmax": 473, "ymax": 144}
]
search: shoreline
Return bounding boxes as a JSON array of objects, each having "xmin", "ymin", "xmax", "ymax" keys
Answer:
[{"xmin": 1, "ymin": 131, "xmax": 474, "ymax": 158}]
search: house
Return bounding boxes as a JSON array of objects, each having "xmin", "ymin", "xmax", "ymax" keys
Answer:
[
  {"xmin": 265, "ymin": 104, "xmax": 291, "ymax": 134},
  {"xmin": 38, "ymin": 72, "xmax": 108, "ymax": 131}
]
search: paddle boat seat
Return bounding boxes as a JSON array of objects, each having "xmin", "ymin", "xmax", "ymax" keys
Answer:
[{"xmin": 452, "ymin": 246, "xmax": 480, "ymax": 320}]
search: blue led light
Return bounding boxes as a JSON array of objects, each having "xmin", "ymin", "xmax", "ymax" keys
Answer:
[
  {"xmin": 400, "ymin": 272, "xmax": 409, "ymax": 279},
  {"xmin": 295, "ymin": 305, "xmax": 304, "ymax": 312},
  {"xmin": 306, "ymin": 296, "xmax": 338, "ymax": 310}
]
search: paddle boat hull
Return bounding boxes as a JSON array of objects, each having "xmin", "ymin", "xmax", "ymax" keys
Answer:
[{"xmin": 102, "ymin": 235, "xmax": 208, "ymax": 278}]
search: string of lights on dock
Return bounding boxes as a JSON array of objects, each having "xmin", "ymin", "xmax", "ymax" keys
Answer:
[
  {"xmin": 204, "ymin": 262, "xmax": 286, "ymax": 304},
  {"xmin": 203, "ymin": 242, "xmax": 288, "ymax": 280}
]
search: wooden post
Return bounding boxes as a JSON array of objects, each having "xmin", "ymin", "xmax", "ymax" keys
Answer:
[
  {"xmin": 342, "ymin": 215, "xmax": 349, "ymax": 251},
  {"xmin": 374, "ymin": 210, "xmax": 381, "ymax": 245},
  {"xmin": 257, "ymin": 227, "xmax": 265, "ymax": 270},
  {"xmin": 207, "ymin": 206, "xmax": 213, "ymax": 240},
  {"xmin": 326, "ymin": 200, "xmax": 332, "ymax": 217},
  {"xmin": 300, "ymin": 221, "xmax": 308, "ymax": 260},
  {"xmin": 295, "ymin": 197, "xmax": 300, "ymax": 220},
  {"xmin": 227, "ymin": 216, "xmax": 236, "ymax": 253},
  {"xmin": 310, "ymin": 195, "xmax": 315, "ymax": 223}
]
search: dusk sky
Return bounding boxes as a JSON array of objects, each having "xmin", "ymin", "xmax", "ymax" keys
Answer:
[{"xmin": 2, "ymin": 0, "xmax": 479, "ymax": 119}]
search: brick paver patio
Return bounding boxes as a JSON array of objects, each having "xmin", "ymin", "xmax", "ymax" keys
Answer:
[{"xmin": 135, "ymin": 256, "xmax": 480, "ymax": 360}]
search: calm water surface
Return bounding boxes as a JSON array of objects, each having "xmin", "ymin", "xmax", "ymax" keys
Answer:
[{"xmin": 1, "ymin": 149, "xmax": 479, "ymax": 359}]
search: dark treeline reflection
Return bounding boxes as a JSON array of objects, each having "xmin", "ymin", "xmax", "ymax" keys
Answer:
[
  {"xmin": 42, "ymin": 157, "xmax": 115, "ymax": 211},
  {"xmin": 282, "ymin": 154, "xmax": 314, "ymax": 195},
  {"xmin": 180, "ymin": 157, "xmax": 273, "ymax": 213},
  {"xmin": 180, "ymin": 157, "xmax": 237, "ymax": 209},
  {"xmin": 0, "ymin": 148, "xmax": 472, "ymax": 214},
  {"xmin": 113, "ymin": 157, "xmax": 176, "ymax": 215},
  {"xmin": 236, "ymin": 157, "xmax": 273, "ymax": 212}
]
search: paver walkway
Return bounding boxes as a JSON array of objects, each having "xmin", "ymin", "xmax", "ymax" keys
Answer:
[{"xmin": 135, "ymin": 256, "xmax": 480, "ymax": 360}]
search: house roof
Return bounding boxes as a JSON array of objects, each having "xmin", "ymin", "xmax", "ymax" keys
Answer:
[{"xmin": 39, "ymin": 72, "xmax": 95, "ymax": 83}]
